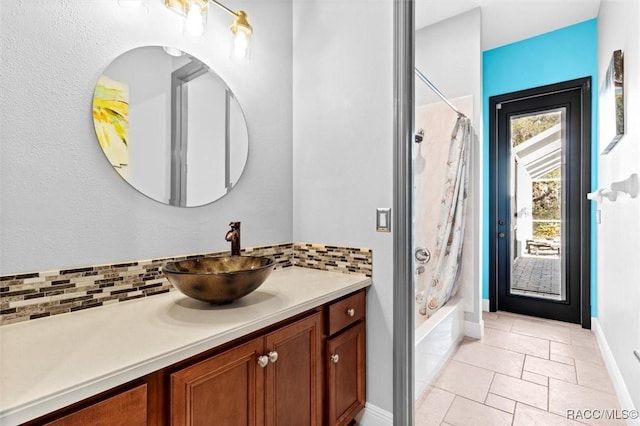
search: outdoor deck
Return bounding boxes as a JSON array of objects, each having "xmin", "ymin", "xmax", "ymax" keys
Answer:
[{"xmin": 511, "ymin": 254, "xmax": 561, "ymax": 299}]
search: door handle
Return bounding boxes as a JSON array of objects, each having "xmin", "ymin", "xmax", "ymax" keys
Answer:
[
  {"xmin": 498, "ymin": 232, "xmax": 506, "ymax": 239},
  {"xmin": 415, "ymin": 247, "xmax": 431, "ymax": 264}
]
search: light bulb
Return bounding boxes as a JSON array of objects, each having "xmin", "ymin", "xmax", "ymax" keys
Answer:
[
  {"xmin": 185, "ymin": 6, "xmax": 205, "ymax": 37},
  {"xmin": 233, "ymin": 32, "xmax": 249, "ymax": 60}
]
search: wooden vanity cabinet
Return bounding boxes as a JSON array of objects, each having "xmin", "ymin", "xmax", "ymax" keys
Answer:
[
  {"xmin": 325, "ymin": 290, "xmax": 366, "ymax": 426},
  {"xmin": 20, "ymin": 289, "xmax": 366, "ymax": 426},
  {"xmin": 22, "ymin": 383, "xmax": 147, "ymax": 426},
  {"xmin": 170, "ymin": 312, "xmax": 322, "ymax": 426}
]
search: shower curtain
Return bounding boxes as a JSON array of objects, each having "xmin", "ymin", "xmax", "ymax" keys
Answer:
[{"xmin": 419, "ymin": 115, "xmax": 472, "ymax": 316}]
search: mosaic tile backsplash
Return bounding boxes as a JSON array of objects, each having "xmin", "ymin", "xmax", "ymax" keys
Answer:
[{"xmin": 0, "ymin": 243, "xmax": 371, "ymax": 325}]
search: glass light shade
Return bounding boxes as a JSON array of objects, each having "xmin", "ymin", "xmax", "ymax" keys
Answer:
[
  {"xmin": 231, "ymin": 29, "xmax": 252, "ymax": 62},
  {"xmin": 183, "ymin": 1, "xmax": 208, "ymax": 37},
  {"xmin": 229, "ymin": 11, "xmax": 252, "ymax": 62}
]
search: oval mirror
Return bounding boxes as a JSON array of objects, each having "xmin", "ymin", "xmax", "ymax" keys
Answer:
[{"xmin": 92, "ymin": 46, "xmax": 249, "ymax": 207}]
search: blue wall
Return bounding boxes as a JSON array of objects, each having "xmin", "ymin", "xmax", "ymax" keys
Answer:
[{"xmin": 482, "ymin": 19, "xmax": 599, "ymax": 316}]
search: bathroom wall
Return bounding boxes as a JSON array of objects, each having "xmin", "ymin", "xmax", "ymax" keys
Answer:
[
  {"xmin": 596, "ymin": 0, "xmax": 640, "ymax": 412},
  {"xmin": 292, "ymin": 0, "xmax": 394, "ymax": 418},
  {"xmin": 0, "ymin": 0, "xmax": 293, "ymax": 274},
  {"xmin": 415, "ymin": 9, "xmax": 483, "ymax": 332},
  {"xmin": 482, "ymin": 19, "xmax": 599, "ymax": 315}
]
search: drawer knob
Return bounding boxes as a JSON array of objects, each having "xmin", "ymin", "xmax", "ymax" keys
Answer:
[
  {"xmin": 268, "ymin": 351, "xmax": 278, "ymax": 363},
  {"xmin": 346, "ymin": 308, "xmax": 355, "ymax": 317},
  {"xmin": 257, "ymin": 355, "xmax": 269, "ymax": 368},
  {"xmin": 330, "ymin": 354, "xmax": 340, "ymax": 364}
]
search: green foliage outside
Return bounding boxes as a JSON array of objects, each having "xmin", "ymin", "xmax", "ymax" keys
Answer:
[
  {"xmin": 533, "ymin": 222, "xmax": 560, "ymax": 239},
  {"xmin": 511, "ymin": 112, "xmax": 561, "ymax": 147}
]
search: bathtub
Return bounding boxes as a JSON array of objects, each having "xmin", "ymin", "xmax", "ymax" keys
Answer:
[{"xmin": 414, "ymin": 296, "xmax": 464, "ymax": 399}]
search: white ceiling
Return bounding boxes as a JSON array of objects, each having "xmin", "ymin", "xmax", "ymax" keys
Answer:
[{"xmin": 416, "ymin": 0, "xmax": 601, "ymax": 50}]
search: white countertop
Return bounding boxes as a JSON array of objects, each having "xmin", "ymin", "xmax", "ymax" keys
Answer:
[{"xmin": 0, "ymin": 267, "xmax": 371, "ymax": 426}]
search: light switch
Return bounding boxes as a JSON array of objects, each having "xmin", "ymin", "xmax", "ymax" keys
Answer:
[{"xmin": 376, "ymin": 208, "xmax": 391, "ymax": 232}]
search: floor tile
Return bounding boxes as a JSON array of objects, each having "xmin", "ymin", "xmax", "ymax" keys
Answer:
[
  {"xmin": 482, "ymin": 327, "xmax": 550, "ymax": 359},
  {"xmin": 571, "ymin": 332, "xmax": 598, "ymax": 349},
  {"xmin": 453, "ymin": 339, "xmax": 524, "ymax": 377},
  {"xmin": 548, "ymin": 378, "xmax": 625, "ymax": 425},
  {"xmin": 524, "ymin": 355, "xmax": 577, "ymax": 383},
  {"xmin": 550, "ymin": 341, "xmax": 605, "ymax": 366},
  {"xmin": 415, "ymin": 387, "xmax": 455, "ymax": 426},
  {"xmin": 483, "ymin": 312, "xmax": 499, "ymax": 320},
  {"xmin": 485, "ymin": 393, "xmax": 516, "ymax": 414},
  {"xmin": 522, "ymin": 370, "xmax": 549, "ymax": 386},
  {"xmin": 511, "ymin": 318, "xmax": 573, "ymax": 344},
  {"xmin": 483, "ymin": 314, "xmax": 514, "ymax": 331},
  {"xmin": 490, "ymin": 373, "xmax": 548, "ymax": 410},
  {"xmin": 443, "ymin": 396, "xmax": 513, "ymax": 426},
  {"xmin": 550, "ymin": 353, "xmax": 575, "ymax": 365},
  {"xmin": 513, "ymin": 402, "xmax": 586, "ymax": 425},
  {"xmin": 574, "ymin": 359, "xmax": 616, "ymax": 394},
  {"xmin": 416, "ymin": 312, "xmax": 624, "ymax": 426},
  {"xmin": 433, "ymin": 359, "xmax": 494, "ymax": 402}
]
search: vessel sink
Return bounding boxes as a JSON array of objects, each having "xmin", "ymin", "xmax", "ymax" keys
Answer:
[{"xmin": 162, "ymin": 256, "xmax": 275, "ymax": 304}]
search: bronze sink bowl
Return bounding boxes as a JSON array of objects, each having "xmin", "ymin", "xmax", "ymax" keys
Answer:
[{"xmin": 162, "ymin": 256, "xmax": 275, "ymax": 304}]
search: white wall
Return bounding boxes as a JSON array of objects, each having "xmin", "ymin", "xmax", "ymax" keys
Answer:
[
  {"xmin": 415, "ymin": 9, "xmax": 484, "ymax": 331},
  {"xmin": 0, "ymin": 0, "xmax": 293, "ymax": 274},
  {"xmin": 187, "ymin": 74, "xmax": 227, "ymax": 204},
  {"xmin": 292, "ymin": 0, "xmax": 394, "ymax": 415},
  {"xmin": 596, "ymin": 0, "xmax": 640, "ymax": 411}
]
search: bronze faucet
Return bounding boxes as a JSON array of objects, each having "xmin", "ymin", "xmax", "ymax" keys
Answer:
[{"xmin": 225, "ymin": 222, "xmax": 241, "ymax": 256}]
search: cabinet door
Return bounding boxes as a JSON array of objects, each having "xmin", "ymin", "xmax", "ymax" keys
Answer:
[
  {"xmin": 43, "ymin": 384, "xmax": 147, "ymax": 426},
  {"xmin": 264, "ymin": 312, "xmax": 322, "ymax": 426},
  {"xmin": 170, "ymin": 338, "xmax": 264, "ymax": 426},
  {"xmin": 326, "ymin": 321, "xmax": 365, "ymax": 426}
]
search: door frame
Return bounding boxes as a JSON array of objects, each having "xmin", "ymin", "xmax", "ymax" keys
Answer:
[
  {"xmin": 488, "ymin": 78, "xmax": 592, "ymax": 329},
  {"xmin": 392, "ymin": 0, "xmax": 414, "ymax": 424}
]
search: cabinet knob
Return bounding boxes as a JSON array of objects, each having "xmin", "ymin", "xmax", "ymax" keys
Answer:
[
  {"xmin": 268, "ymin": 351, "xmax": 278, "ymax": 363},
  {"xmin": 330, "ymin": 354, "xmax": 340, "ymax": 364},
  {"xmin": 257, "ymin": 355, "xmax": 269, "ymax": 368},
  {"xmin": 346, "ymin": 308, "xmax": 355, "ymax": 317}
]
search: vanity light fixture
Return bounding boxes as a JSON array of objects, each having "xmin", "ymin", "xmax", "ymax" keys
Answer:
[{"xmin": 165, "ymin": 0, "xmax": 253, "ymax": 61}]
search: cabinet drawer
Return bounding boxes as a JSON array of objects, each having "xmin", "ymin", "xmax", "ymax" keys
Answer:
[
  {"xmin": 42, "ymin": 384, "xmax": 147, "ymax": 426},
  {"xmin": 327, "ymin": 290, "xmax": 365, "ymax": 336}
]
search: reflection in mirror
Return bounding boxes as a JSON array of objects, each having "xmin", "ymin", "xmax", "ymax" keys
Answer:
[{"xmin": 92, "ymin": 46, "xmax": 249, "ymax": 207}]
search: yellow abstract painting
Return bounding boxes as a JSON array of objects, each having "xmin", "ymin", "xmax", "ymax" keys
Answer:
[{"xmin": 93, "ymin": 76, "xmax": 129, "ymax": 174}]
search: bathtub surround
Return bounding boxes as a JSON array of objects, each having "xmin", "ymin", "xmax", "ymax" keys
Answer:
[
  {"xmin": 414, "ymin": 297, "xmax": 465, "ymax": 399},
  {"xmin": 0, "ymin": 243, "xmax": 372, "ymax": 325}
]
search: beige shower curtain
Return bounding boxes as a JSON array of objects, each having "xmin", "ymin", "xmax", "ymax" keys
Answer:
[{"xmin": 419, "ymin": 115, "xmax": 471, "ymax": 316}]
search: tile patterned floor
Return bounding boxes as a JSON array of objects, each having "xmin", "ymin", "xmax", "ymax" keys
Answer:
[
  {"xmin": 511, "ymin": 254, "xmax": 561, "ymax": 297},
  {"xmin": 416, "ymin": 311, "xmax": 624, "ymax": 426}
]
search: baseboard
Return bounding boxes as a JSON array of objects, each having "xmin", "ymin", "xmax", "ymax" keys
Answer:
[
  {"xmin": 482, "ymin": 299, "xmax": 490, "ymax": 312},
  {"xmin": 465, "ymin": 320, "xmax": 483, "ymax": 339},
  {"xmin": 592, "ymin": 318, "xmax": 640, "ymax": 426},
  {"xmin": 355, "ymin": 402, "xmax": 393, "ymax": 426}
]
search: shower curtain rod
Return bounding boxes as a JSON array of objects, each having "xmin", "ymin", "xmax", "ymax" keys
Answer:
[{"xmin": 415, "ymin": 68, "xmax": 466, "ymax": 118}]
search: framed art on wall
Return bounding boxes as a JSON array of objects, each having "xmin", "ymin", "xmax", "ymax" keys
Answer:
[{"xmin": 600, "ymin": 49, "xmax": 624, "ymax": 154}]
